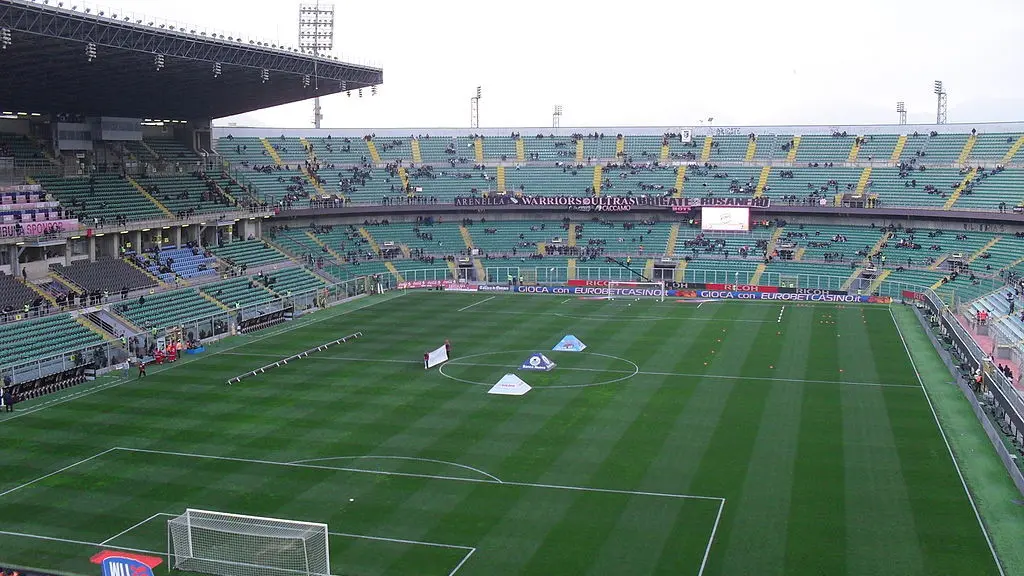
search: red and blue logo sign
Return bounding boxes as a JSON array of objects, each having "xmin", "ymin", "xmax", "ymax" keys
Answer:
[{"xmin": 90, "ymin": 551, "xmax": 161, "ymax": 576}]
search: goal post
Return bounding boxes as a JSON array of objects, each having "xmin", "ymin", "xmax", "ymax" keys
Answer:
[
  {"xmin": 607, "ymin": 281, "xmax": 666, "ymax": 302},
  {"xmin": 167, "ymin": 509, "xmax": 330, "ymax": 576}
]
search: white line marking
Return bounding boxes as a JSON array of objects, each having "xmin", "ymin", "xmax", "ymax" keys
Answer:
[
  {"xmin": 220, "ymin": 352, "xmax": 921, "ymax": 388},
  {"xmin": 456, "ymin": 296, "xmax": 495, "ymax": 312},
  {"xmin": 449, "ymin": 548, "xmax": 476, "ymax": 576},
  {"xmin": 561, "ymin": 298, "xmax": 572, "ymax": 304},
  {"xmin": 697, "ymin": 302, "xmax": 705, "ymax": 309},
  {"xmin": 0, "ymin": 529, "xmax": 165, "ymax": 558},
  {"xmin": 0, "ymin": 447, "xmax": 118, "ymax": 499},
  {"xmin": 777, "ymin": 305, "xmax": 785, "ymax": 323},
  {"xmin": 100, "ymin": 512, "xmax": 163, "ymax": 545},
  {"xmin": 148, "ymin": 513, "xmax": 474, "ymax": 552},
  {"xmin": 0, "ymin": 292, "xmax": 406, "ymax": 424},
  {"xmin": 888, "ymin": 307, "xmax": 1006, "ymax": 576},
  {"xmin": 698, "ymin": 499, "xmax": 726, "ymax": 576},
  {"xmin": 290, "ymin": 455, "xmax": 503, "ymax": 483},
  {"xmin": 111, "ymin": 446, "xmax": 724, "ymax": 502}
]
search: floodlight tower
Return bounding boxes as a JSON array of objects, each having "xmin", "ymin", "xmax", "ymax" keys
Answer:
[
  {"xmin": 470, "ymin": 86, "xmax": 481, "ymax": 129},
  {"xmin": 896, "ymin": 101, "xmax": 907, "ymax": 125},
  {"xmin": 552, "ymin": 105, "xmax": 563, "ymax": 130},
  {"xmin": 933, "ymin": 80, "xmax": 947, "ymax": 125},
  {"xmin": 298, "ymin": 2, "xmax": 335, "ymax": 129}
]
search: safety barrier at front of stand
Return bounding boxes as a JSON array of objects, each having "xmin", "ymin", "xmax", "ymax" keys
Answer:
[{"xmin": 227, "ymin": 332, "xmax": 363, "ymax": 385}]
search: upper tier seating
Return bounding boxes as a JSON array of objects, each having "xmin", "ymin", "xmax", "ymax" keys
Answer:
[
  {"xmin": 51, "ymin": 258, "xmax": 158, "ymax": 292},
  {"xmin": 0, "ymin": 314, "xmax": 104, "ymax": 367},
  {"xmin": 134, "ymin": 174, "xmax": 235, "ymax": 217},
  {"xmin": 35, "ymin": 174, "xmax": 165, "ymax": 223},
  {"xmin": 0, "ymin": 132, "xmax": 49, "ymax": 161},
  {"xmin": 211, "ymin": 239, "xmax": 288, "ymax": 268}
]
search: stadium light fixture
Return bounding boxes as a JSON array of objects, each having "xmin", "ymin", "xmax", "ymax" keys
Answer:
[
  {"xmin": 260, "ymin": 68, "xmax": 269, "ymax": 83},
  {"xmin": 303, "ymin": 74, "xmax": 310, "ymax": 88},
  {"xmin": 212, "ymin": 62, "xmax": 221, "ymax": 78},
  {"xmin": 154, "ymin": 53, "xmax": 164, "ymax": 71},
  {"xmin": 371, "ymin": 85, "xmax": 377, "ymax": 96},
  {"xmin": 1, "ymin": 28, "xmax": 11, "ymax": 50},
  {"xmin": 358, "ymin": 88, "xmax": 363, "ymax": 98},
  {"xmin": 85, "ymin": 42, "xmax": 97, "ymax": 62}
]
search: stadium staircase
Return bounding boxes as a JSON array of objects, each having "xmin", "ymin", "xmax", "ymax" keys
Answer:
[
  {"xmin": 929, "ymin": 254, "xmax": 949, "ymax": 271},
  {"xmin": 567, "ymin": 258, "xmax": 577, "ymax": 281},
  {"xmin": 125, "ymin": 255, "xmax": 169, "ymax": 288},
  {"xmin": 644, "ymin": 258, "xmax": 655, "ymax": 279},
  {"xmin": 473, "ymin": 259, "xmax": 486, "ymax": 280},
  {"xmin": 754, "ymin": 166, "xmax": 771, "ymax": 197},
  {"xmin": 865, "ymin": 269, "xmax": 892, "ymax": 294},
  {"xmin": 616, "ymin": 136, "xmax": 625, "ymax": 158},
  {"xmin": 25, "ymin": 280, "xmax": 58, "ymax": 307},
  {"xmin": 357, "ymin": 227, "xmax": 382, "ymax": 256},
  {"xmin": 855, "ymin": 167, "xmax": 872, "ymax": 195},
  {"xmin": 459, "ymin": 225, "xmax": 475, "ymax": 250},
  {"xmin": 750, "ymin": 263, "xmax": 768, "ymax": 285},
  {"xmin": 496, "ymin": 165, "xmax": 506, "ymax": 192},
  {"xmin": 260, "ymin": 138, "xmax": 284, "ymax": 166},
  {"xmin": 515, "ymin": 138, "xmax": 526, "ymax": 162},
  {"xmin": 568, "ymin": 224, "xmax": 578, "ymax": 247},
  {"xmin": 306, "ymin": 231, "xmax": 345, "ymax": 262},
  {"xmin": 474, "ymin": 138, "xmax": 484, "ymax": 164},
  {"xmin": 665, "ymin": 223, "xmax": 680, "ymax": 257},
  {"xmin": 968, "ymin": 236, "xmax": 1001, "ymax": 263},
  {"xmin": 575, "ymin": 139, "xmax": 584, "ymax": 163},
  {"xmin": 674, "ymin": 260, "xmax": 687, "ymax": 282},
  {"xmin": 126, "ymin": 176, "xmax": 174, "ymax": 218},
  {"xmin": 1002, "ymin": 136, "xmax": 1024, "ymax": 164},
  {"xmin": 536, "ymin": 242, "xmax": 545, "ymax": 255},
  {"xmin": 786, "ymin": 136, "xmax": 801, "ymax": 162},
  {"xmin": 847, "ymin": 136, "xmax": 862, "ymax": 162},
  {"xmin": 957, "ymin": 134, "xmax": 978, "ymax": 165},
  {"xmin": 199, "ymin": 290, "xmax": 233, "ymax": 312},
  {"xmin": 74, "ymin": 313, "xmax": 114, "ymax": 341},
  {"xmin": 673, "ymin": 167, "xmax": 686, "ymax": 198},
  {"xmin": 841, "ymin": 268, "xmax": 864, "ymax": 291},
  {"xmin": 366, "ymin": 140, "xmax": 382, "ymax": 164},
  {"xmin": 411, "ymin": 139, "xmax": 423, "ymax": 164},
  {"xmin": 302, "ymin": 167, "xmax": 329, "ymax": 198},
  {"xmin": 700, "ymin": 136, "xmax": 713, "ymax": 162},
  {"xmin": 943, "ymin": 167, "xmax": 979, "ymax": 210},
  {"xmin": 139, "ymin": 140, "xmax": 161, "ymax": 161},
  {"xmin": 592, "ymin": 165, "xmax": 603, "ymax": 196},
  {"xmin": 398, "ymin": 167, "xmax": 410, "ymax": 194},
  {"xmin": 446, "ymin": 259, "xmax": 458, "ymax": 277},
  {"xmin": 660, "ymin": 142, "xmax": 670, "ymax": 161},
  {"xmin": 384, "ymin": 262, "xmax": 404, "ymax": 282},
  {"xmin": 765, "ymin": 226, "xmax": 785, "ymax": 256},
  {"xmin": 890, "ymin": 135, "xmax": 908, "ymax": 162},
  {"xmin": 794, "ymin": 247, "xmax": 806, "ymax": 260},
  {"xmin": 745, "ymin": 137, "xmax": 757, "ymax": 161}
]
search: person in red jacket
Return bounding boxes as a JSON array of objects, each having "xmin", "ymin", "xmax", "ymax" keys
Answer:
[{"xmin": 423, "ymin": 352, "xmax": 429, "ymax": 370}]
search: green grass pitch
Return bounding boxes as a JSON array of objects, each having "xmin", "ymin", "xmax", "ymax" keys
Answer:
[{"xmin": 0, "ymin": 291, "xmax": 1004, "ymax": 575}]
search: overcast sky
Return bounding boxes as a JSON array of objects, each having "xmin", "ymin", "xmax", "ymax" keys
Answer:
[{"xmin": 92, "ymin": 0, "xmax": 1024, "ymax": 129}]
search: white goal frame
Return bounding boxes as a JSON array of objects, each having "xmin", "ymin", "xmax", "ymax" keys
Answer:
[
  {"xmin": 607, "ymin": 281, "xmax": 666, "ymax": 302},
  {"xmin": 167, "ymin": 508, "xmax": 330, "ymax": 576}
]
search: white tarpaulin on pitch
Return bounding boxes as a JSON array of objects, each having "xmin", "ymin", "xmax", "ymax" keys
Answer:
[
  {"xmin": 426, "ymin": 344, "xmax": 448, "ymax": 369},
  {"xmin": 487, "ymin": 374, "xmax": 532, "ymax": 396}
]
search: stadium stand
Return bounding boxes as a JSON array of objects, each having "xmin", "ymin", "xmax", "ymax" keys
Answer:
[
  {"xmin": 210, "ymin": 239, "xmax": 288, "ymax": 268},
  {"xmin": 113, "ymin": 289, "xmax": 225, "ymax": 330},
  {"xmin": 35, "ymin": 174, "xmax": 166, "ymax": 224},
  {"xmin": 142, "ymin": 245, "xmax": 217, "ymax": 283},
  {"xmin": 51, "ymin": 258, "xmax": 158, "ymax": 293},
  {"xmin": 0, "ymin": 314, "xmax": 105, "ymax": 366},
  {"xmin": 0, "ymin": 273, "xmax": 40, "ymax": 314}
]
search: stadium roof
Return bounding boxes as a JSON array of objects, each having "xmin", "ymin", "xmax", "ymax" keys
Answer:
[{"xmin": 0, "ymin": 0, "xmax": 383, "ymax": 120}]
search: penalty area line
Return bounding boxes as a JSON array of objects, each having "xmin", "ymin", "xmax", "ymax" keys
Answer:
[{"xmin": 456, "ymin": 296, "xmax": 495, "ymax": 312}]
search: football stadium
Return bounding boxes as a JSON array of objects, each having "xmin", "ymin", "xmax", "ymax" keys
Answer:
[{"xmin": 2, "ymin": 0, "xmax": 1024, "ymax": 575}]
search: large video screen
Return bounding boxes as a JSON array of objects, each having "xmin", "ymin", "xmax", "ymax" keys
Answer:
[{"xmin": 701, "ymin": 207, "xmax": 750, "ymax": 232}]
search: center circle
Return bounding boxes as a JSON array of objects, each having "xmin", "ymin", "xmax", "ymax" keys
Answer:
[{"xmin": 438, "ymin": 349, "xmax": 640, "ymax": 389}]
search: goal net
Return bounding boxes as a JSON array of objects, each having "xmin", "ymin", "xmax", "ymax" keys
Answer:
[
  {"xmin": 607, "ymin": 281, "xmax": 666, "ymax": 302},
  {"xmin": 167, "ymin": 509, "xmax": 330, "ymax": 576}
]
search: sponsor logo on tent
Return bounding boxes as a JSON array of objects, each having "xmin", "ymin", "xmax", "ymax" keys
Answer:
[
  {"xmin": 552, "ymin": 335, "xmax": 586, "ymax": 352},
  {"xmin": 487, "ymin": 374, "xmax": 532, "ymax": 396},
  {"xmin": 520, "ymin": 353, "xmax": 556, "ymax": 371},
  {"xmin": 90, "ymin": 551, "xmax": 162, "ymax": 576}
]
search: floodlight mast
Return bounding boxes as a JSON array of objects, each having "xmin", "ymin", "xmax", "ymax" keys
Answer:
[
  {"xmin": 896, "ymin": 101, "xmax": 907, "ymax": 125},
  {"xmin": 553, "ymin": 105, "xmax": 562, "ymax": 130},
  {"xmin": 298, "ymin": 2, "xmax": 335, "ymax": 128},
  {"xmin": 933, "ymin": 80, "xmax": 947, "ymax": 125},
  {"xmin": 470, "ymin": 86, "xmax": 481, "ymax": 129}
]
